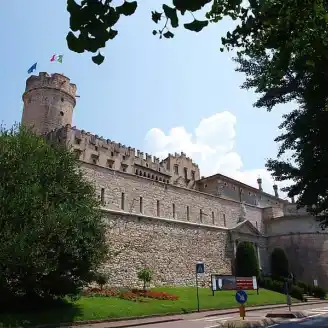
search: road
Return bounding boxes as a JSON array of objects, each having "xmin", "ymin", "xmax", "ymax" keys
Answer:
[{"xmin": 131, "ymin": 303, "xmax": 328, "ymax": 328}]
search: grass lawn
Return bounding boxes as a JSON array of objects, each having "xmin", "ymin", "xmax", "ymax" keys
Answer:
[{"xmin": 0, "ymin": 288, "xmax": 296, "ymax": 327}]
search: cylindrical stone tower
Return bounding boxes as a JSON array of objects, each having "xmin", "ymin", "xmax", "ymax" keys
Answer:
[{"xmin": 21, "ymin": 72, "xmax": 77, "ymax": 135}]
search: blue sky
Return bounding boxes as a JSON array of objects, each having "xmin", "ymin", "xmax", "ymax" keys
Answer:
[{"xmin": 0, "ymin": 0, "xmax": 293, "ymax": 195}]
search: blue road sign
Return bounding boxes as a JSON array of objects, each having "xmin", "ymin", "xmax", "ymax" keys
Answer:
[
  {"xmin": 196, "ymin": 262, "xmax": 205, "ymax": 274},
  {"xmin": 235, "ymin": 290, "xmax": 248, "ymax": 304}
]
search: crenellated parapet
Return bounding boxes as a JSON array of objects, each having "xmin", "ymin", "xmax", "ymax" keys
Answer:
[{"xmin": 24, "ymin": 72, "xmax": 77, "ymax": 103}]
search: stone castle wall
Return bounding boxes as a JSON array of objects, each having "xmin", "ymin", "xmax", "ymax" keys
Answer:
[
  {"xmin": 268, "ymin": 233, "xmax": 328, "ymax": 289},
  {"xmin": 102, "ymin": 211, "xmax": 232, "ymax": 287},
  {"xmin": 81, "ymin": 163, "xmax": 264, "ymax": 230}
]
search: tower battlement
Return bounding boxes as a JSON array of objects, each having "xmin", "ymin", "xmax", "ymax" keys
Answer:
[{"xmin": 24, "ymin": 72, "xmax": 77, "ymax": 102}]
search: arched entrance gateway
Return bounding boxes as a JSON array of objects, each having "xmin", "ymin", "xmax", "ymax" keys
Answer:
[{"xmin": 229, "ymin": 220, "xmax": 267, "ymax": 275}]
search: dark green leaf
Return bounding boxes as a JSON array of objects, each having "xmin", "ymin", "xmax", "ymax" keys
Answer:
[
  {"xmin": 152, "ymin": 30, "xmax": 157, "ymax": 35},
  {"xmin": 92, "ymin": 52, "xmax": 105, "ymax": 65},
  {"xmin": 108, "ymin": 29, "xmax": 118, "ymax": 39},
  {"xmin": 184, "ymin": 19, "xmax": 209, "ymax": 32},
  {"xmin": 163, "ymin": 4, "xmax": 179, "ymax": 28},
  {"xmin": 66, "ymin": 32, "xmax": 85, "ymax": 53},
  {"xmin": 152, "ymin": 11, "xmax": 162, "ymax": 23},
  {"xmin": 163, "ymin": 31, "xmax": 174, "ymax": 39},
  {"xmin": 116, "ymin": 1, "xmax": 137, "ymax": 16}
]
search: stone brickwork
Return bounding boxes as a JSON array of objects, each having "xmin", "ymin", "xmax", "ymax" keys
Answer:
[
  {"xmin": 102, "ymin": 211, "xmax": 232, "ymax": 287},
  {"xmin": 268, "ymin": 233, "xmax": 328, "ymax": 289},
  {"xmin": 81, "ymin": 163, "xmax": 263, "ymax": 230}
]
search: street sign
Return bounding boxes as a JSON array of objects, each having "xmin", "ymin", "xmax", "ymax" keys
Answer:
[
  {"xmin": 196, "ymin": 262, "xmax": 205, "ymax": 274},
  {"xmin": 235, "ymin": 290, "xmax": 248, "ymax": 304}
]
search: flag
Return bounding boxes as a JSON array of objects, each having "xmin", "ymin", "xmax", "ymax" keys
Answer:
[
  {"xmin": 27, "ymin": 62, "xmax": 37, "ymax": 74},
  {"xmin": 50, "ymin": 54, "xmax": 63, "ymax": 63}
]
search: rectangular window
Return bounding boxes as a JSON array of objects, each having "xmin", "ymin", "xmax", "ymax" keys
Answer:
[
  {"xmin": 121, "ymin": 192, "xmax": 125, "ymax": 210},
  {"xmin": 101, "ymin": 188, "xmax": 105, "ymax": 205},
  {"xmin": 223, "ymin": 213, "xmax": 226, "ymax": 227},
  {"xmin": 212, "ymin": 211, "xmax": 215, "ymax": 224},
  {"xmin": 157, "ymin": 200, "xmax": 160, "ymax": 216},
  {"xmin": 200, "ymin": 209, "xmax": 203, "ymax": 222},
  {"xmin": 174, "ymin": 165, "xmax": 178, "ymax": 175},
  {"xmin": 172, "ymin": 203, "xmax": 176, "ymax": 218},
  {"xmin": 184, "ymin": 167, "xmax": 188, "ymax": 180},
  {"xmin": 191, "ymin": 170, "xmax": 195, "ymax": 180},
  {"xmin": 140, "ymin": 197, "xmax": 143, "ymax": 214},
  {"xmin": 187, "ymin": 206, "xmax": 190, "ymax": 221}
]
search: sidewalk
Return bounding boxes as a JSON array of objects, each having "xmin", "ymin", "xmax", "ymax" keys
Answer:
[{"xmin": 66, "ymin": 300, "xmax": 328, "ymax": 328}]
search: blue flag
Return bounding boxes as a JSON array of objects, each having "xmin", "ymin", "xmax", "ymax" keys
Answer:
[{"xmin": 27, "ymin": 62, "xmax": 37, "ymax": 74}]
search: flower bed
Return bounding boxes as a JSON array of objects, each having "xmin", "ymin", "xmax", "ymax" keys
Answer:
[{"xmin": 83, "ymin": 287, "xmax": 179, "ymax": 301}]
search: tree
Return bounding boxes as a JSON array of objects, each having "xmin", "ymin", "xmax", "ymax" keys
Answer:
[
  {"xmin": 0, "ymin": 125, "xmax": 108, "ymax": 305},
  {"xmin": 137, "ymin": 268, "xmax": 153, "ymax": 291},
  {"xmin": 270, "ymin": 248, "xmax": 289, "ymax": 280},
  {"xmin": 235, "ymin": 241, "xmax": 259, "ymax": 277}
]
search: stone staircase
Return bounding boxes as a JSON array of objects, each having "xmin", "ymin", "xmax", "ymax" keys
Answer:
[{"xmin": 303, "ymin": 293, "xmax": 322, "ymax": 302}]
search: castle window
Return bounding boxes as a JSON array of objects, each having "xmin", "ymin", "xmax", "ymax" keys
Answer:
[
  {"xmin": 61, "ymin": 97, "xmax": 64, "ymax": 102},
  {"xmin": 143, "ymin": 172, "xmax": 146, "ymax": 177},
  {"xmin": 223, "ymin": 213, "xmax": 226, "ymax": 227},
  {"xmin": 172, "ymin": 203, "xmax": 176, "ymax": 218},
  {"xmin": 148, "ymin": 173, "xmax": 150, "ymax": 178},
  {"xmin": 121, "ymin": 164, "xmax": 127, "ymax": 172},
  {"xmin": 139, "ymin": 171, "xmax": 142, "ymax": 176},
  {"xmin": 167, "ymin": 180, "xmax": 169, "ymax": 184},
  {"xmin": 91, "ymin": 154, "xmax": 99, "ymax": 165},
  {"xmin": 139, "ymin": 197, "xmax": 143, "ymax": 214},
  {"xmin": 59, "ymin": 111, "xmax": 64, "ymax": 116},
  {"xmin": 107, "ymin": 159, "xmax": 114, "ymax": 169},
  {"xmin": 256, "ymin": 221, "xmax": 258, "ymax": 229},
  {"xmin": 75, "ymin": 137, "xmax": 81, "ymax": 145},
  {"xmin": 249, "ymin": 192, "xmax": 251, "ymax": 195},
  {"xmin": 122, "ymin": 155, "xmax": 126, "ymax": 160},
  {"xmin": 212, "ymin": 211, "xmax": 215, "ymax": 224},
  {"xmin": 174, "ymin": 165, "xmax": 178, "ymax": 175},
  {"xmin": 159, "ymin": 177, "xmax": 162, "ymax": 182},
  {"xmin": 135, "ymin": 169, "xmax": 138, "ymax": 174},
  {"xmin": 146, "ymin": 163, "xmax": 148, "ymax": 167},
  {"xmin": 191, "ymin": 170, "xmax": 195, "ymax": 180},
  {"xmin": 186, "ymin": 206, "xmax": 190, "ymax": 220},
  {"xmin": 157, "ymin": 200, "xmax": 160, "ymax": 216},
  {"xmin": 200, "ymin": 209, "xmax": 203, "ymax": 223},
  {"xmin": 204, "ymin": 184, "xmax": 207, "ymax": 188},
  {"xmin": 155, "ymin": 176, "xmax": 158, "ymax": 181},
  {"xmin": 184, "ymin": 167, "xmax": 188, "ymax": 180},
  {"xmin": 158, "ymin": 168, "xmax": 161, "ymax": 172},
  {"xmin": 95, "ymin": 146, "xmax": 98, "ymax": 151},
  {"xmin": 152, "ymin": 174, "xmax": 154, "ymax": 179},
  {"xmin": 121, "ymin": 193, "xmax": 125, "ymax": 210},
  {"xmin": 111, "ymin": 152, "xmax": 114, "ymax": 156},
  {"xmin": 100, "ymin": 188, "xmax": 105, "ymax": 205}
]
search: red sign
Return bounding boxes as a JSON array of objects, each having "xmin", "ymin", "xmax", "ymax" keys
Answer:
[{"xmin": 236, "ymin": 277, "xmax": 256, "ymax": 290}]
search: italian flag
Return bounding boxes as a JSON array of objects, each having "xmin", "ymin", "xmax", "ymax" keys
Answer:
[{"xmin": 50, "ymin": 54, "xmax": 63, "ymax": 63}]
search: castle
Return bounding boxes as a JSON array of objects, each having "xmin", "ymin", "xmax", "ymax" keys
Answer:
[{"xmin": 21, "ymin": 72, "xmax": 328, "ymax": 288}]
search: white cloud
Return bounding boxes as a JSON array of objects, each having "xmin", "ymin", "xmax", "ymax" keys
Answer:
[{"xmin": 144, "ymin": 111, "xmax": 291, "ymax": 199}]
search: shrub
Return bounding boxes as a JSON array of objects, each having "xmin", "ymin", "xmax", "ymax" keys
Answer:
[
  {"xmin": 271, "ymin": 248, "xmax": 289, "ymax": 279},
  {"xmin": 137, "ymin": 268, "xmax": 153, "ymax": 291},
  {"xmin": 0, "ymin": 125, "xmax": 108, "ymax": 306},
  {"xmin": 312, "ymin": 286, "xmax": 326, "ymax": 299},
  {"xmin": 290, "ymin": 285, "xmax": 304, "ymax": 301},
  {"xmin": 93, "ymin": 272, "xmax": 109, "ymax": 290},
  {"xmin": 296, "ymin": 280, "xmax": 313, "ymax": 295},
  {"xmin": 235, "ymin": 241, "xmax": 259, "ymax": 277}
]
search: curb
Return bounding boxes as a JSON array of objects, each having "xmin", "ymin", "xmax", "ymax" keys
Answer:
[{"xmin": 36, "ymin": 300, "xmax": 328, "ymax": 328}]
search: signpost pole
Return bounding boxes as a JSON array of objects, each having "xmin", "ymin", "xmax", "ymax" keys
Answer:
[{"xmin": 196, "ymin": 271, "xmax": 200, "ymax": 312}]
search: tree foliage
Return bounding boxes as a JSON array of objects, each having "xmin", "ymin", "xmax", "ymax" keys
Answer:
[
  {"xmin": 137, "ymin": 268, "xmax": 153, "ymax": 291},
  {"xmin": 0, "ymin": 125, "xmax": 108, "ymax": 304},
  {"xmin": 270, "ymin": 248, "xmax": 289, "ymax": 279},
  {"xmin": 235, "ymin": 241, "xmax": 259, "ymax": 277}
]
